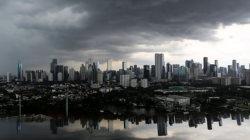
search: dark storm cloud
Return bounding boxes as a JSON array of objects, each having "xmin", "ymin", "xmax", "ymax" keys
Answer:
[{"xmin": 1, "ymin": 0, "xmax": 250, "ymax": 74}]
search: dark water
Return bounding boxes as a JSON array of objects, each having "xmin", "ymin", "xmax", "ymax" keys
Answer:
[{"xmin": 1, "ymin": 110, "xmax": 250, "ymax": 140}]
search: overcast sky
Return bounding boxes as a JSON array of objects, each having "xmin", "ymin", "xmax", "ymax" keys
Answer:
[{"xmin": 1, "ymin": 0, "xmax": 250, "ymax": 75}]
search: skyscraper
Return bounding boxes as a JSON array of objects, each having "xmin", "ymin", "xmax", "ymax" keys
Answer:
[
  {"xmin": 69, "ymin": 68, "xmax": 75, "ymax": 81},
  {"xmin": 50, "ymin": 59, "xmax": 57, "ymax": 81},
  {"xmin": 151, "ymin": 65, "xmax": 155, "ymax": 77},
  {"xmin": 232, "ymin": 60, "xmax": 237, "ymax": 71},
  {"xmin": 155, "ymin": 53, "xmax": 164, "ymax": 80},
  {"xmin": 134, "ymin": 65, "xmax": 137, "ymax": 76},
  {"xmin": 143, "ymin": 65, "xmax": 150, "ymax": 79},
  {"xmin": 107, "ymin": 58, "xmax": 112, "ymax": 71},
  {"xmin": 215, "ymin": 60, "xmax": 218, "ymax": 67},
  {"xmin": 17, "ymin": 60, "xmax": 23, "ymax": 81},
  {"xmin": 55, "ymin": 65, "xmax": 64, "ymax": 81},
  {"xmin": 122, "ymin": 62, "xmax": 127, "ymax": 71},
  {"xmin": 203, "ymin": 57, "xmax": 208, "ymax": 75},
  {"xmin": 7, "ymin": 72, "xmax": 11, "ymax": 83}
]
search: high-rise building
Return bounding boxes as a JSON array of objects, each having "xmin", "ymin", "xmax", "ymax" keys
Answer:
[
  {"xmin": 69, "ymin": 68, "xmax": 75, "ymax": 81},
  {"xmin": 178, "ymin": 66, "xmax": 189, "ymax": 82},
  {"xmin": 35, "ymin": 70, "xmax": 44, "ymax": 82},
  {"xmin": 172, "ymin": 64, "xmax": 180, "ymax": 69},
  {"xmin": 120, "ymin": 74, "xmax": 130, "ymax": 87},
  {"xmin": 55, "ymin": 65, "xmax": 64, "ymax": 81},
  {"xmin": 18, "ymin": 60, "xmax": 23, "ymax": 81},
  {"xmin": 151, "ymin": 65, "xmax": 155, "ymax": 77},
  {"xmin": 49, "ymin": 73, "xmax": 53, "ymax": 81},
  {"xmin": 155, "ymin": 53, "xmax": 165, "ymax": 80},
  {"xmin": 107, "ymin": 58, "xmax": 112, "ymax": 71},
  {"xmin": 80, "ymin": 64, "xmax": 86, "ymax": 80},
  {"xmin": 58, "ymin": 72, "xmax": 63, "ymax": 81},
  {"xmin": 7, "ymin": 72, "xmax": 11, "ymax": 83},
  {"xmin": 122, "ymin": 62, "xmax": 127, "ymax": 71},
  {"xmin": 134, "ymin": 65, "xmax": 137, "ymax": 76},
  {"xmin": 141, "ymin": 79, "xmax": 148, "ymax": 88},
  {"xmin": 232, "ymin": 60, "xmax": 237, "ymax": 72},
  {"xmin": 210, "ymin": 65, "xmax": 217, "ymax": 77},
  {"xmin": 130, "ymin": 79, "xmax": 137, "ymax": 88},
  {"xmin": 97, "ymin": 69, "xmax": 103, "ymax": 84},
  {"xmin": 25, "ymin": 70, "xmax": 33, "ymax": 82},
  {"xmin": 143, "ymin": 65, "xmax": 150, "ymax": 79},
  {"xmin": 64, "ymin": 66, "xmax": 68, "ymax": 81},
  {"xmin": 203, "ymin": 57, "xmax": 208, "ymax": 75},
  {"xmin": 50, "ymin": 59, "xmax": 57, "ymax": 81},
  {"xmin": 215, "ymin": 60, "xmax": 218, "ymax": 67}
]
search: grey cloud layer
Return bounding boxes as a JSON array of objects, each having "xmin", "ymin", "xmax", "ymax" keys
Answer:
[{"xmin": 1, "ymin": 0, "xmax": 250, "ymax": 74}]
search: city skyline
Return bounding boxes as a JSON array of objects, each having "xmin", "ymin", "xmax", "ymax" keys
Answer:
[{"xmin": 1, "ymin": 1, "xmax": 250, "ymax": 75}]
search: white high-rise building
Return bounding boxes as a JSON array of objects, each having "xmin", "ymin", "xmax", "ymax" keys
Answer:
[
  {"xmin": 49, "ymin": 73, "xmax": 53, "ymax": 81},
  {"xmin": 155, "ymin": 53, "xmax": 165, "ymax": 80},
  {"xmin": 69, "ymin": 68, "xmax": 75, "ymax": 81},
  {"xmin": 7, "ymin": 72, "xmax": 11, "ymax": 82},
  {"xmin": 107, "ymin": 58, "xmax": 112, "ymax": 71},
  {"xmin": 58, "ymin": 72, "xmax": 63, "ymax": 81},
  {"xmin": 122, "ymin": 62, "xmax": 127, "ymax": 71},
  {"xmin": 120, "ymin": 74, "xmax": 130, "ymax": 87},
  {"xmin": 130, "ymin": 79, "xmax": 137, "ymax": 88},
  {"xmin": 141, "ymin": 79, "xmax": 148, "ymax": 88}
]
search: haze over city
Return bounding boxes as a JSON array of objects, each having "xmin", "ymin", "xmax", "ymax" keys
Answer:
[{"xmin": 1, "ymin": 0, "xmax": 250, "ymax": 75}]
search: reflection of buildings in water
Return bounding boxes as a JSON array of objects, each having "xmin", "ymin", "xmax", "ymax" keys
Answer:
[
  {"xmin": 206, "ymin": 115, "xmax": 213, "ymax": 130},
  {"xmin": 157, "ymin": 116, "xmax": 167, "ymax": 136},
  {"xmin": 17, "ymin": 118, "xmax": 21, "ymax": 134},
  {"xmin": 237, "ymin": 113, "xmax": 242, "ymax": 126},
  {"xmin": 50, "ymin": 119, "xmax": 57, "ymax": 134},
  {"xmin": 108, "ymin": 120, "xmax": 114, "ymax": 133},
  {"xmin": 124, "ymin": 119, "xmax": 129, "ymax": 129}
]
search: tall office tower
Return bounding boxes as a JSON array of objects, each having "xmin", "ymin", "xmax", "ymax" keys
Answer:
[
  {"xmin": 185, "ymin": 60, "xmax": 192, "ymax": 68},
  {"xmin": 55, "ymin": 65, "xmax": 64, "ymax": 81},
  {"xmin": 17, "ymin": 60, "xmax": 23, "ymax": 81},
  {"xmin": 35, "ymin": 70, "xmax": 44, "ymax": 82},
  {"xmin": 120, "ymin": 74, "xmax": 130, "ymax": 87},
  {"xmin": 210, "ymin": 65, "xmax": 217, "ymax": 77},
  {"xmin": 49, "ymin": 73, "xmax": 53, "ymax": 81},
  {"xmin": 143, "ymin": 65, "xmax": 150, "ymax": 79},
  {"xmin": 215, "ymin": 60, "xmax": 218, "ymax": 67},
  {"xmin": 240, "ymin": 65, "xmax": 245, "ymax": 74},
  {"xmin": 97, "ymin": 69, "xmax": 103, "ymax": 84},
  {"xmin": 80, "ymin": 64, "xmax": 86, "ymax": 80},
  {"xmin": 58, "ymin": 72, "xmax": 63, "ymax": 81},
  {"xmin": 107, "ymin": 58, "xmax": 112, "ymax": 71},
  {"xmin": 243, "ymin": 69, "xmax": 250, "ymax": 85},
  {"xmin": 122, "ymin": 62, "xmax": 127, "ymax": 71},
  {"xmin": 232, "ymin": 60, "xmax": 237, "ymax": 71},
  {"xmin": 178, "ymin": 66, "xmax": 189, "ymax": 82},
  {"xmin": 50, "ymin": 59, "xmax": 57, "ymax": 81},
  {"xmin": 172, "ymin": 64, "xmax": 180, "ymax": 69},
  {"xmin": 151, "ymin": 65, "xmax": 155, "ymax": 77},
  {"xmin": 166, "ymin": 63, "xmax": 172, "ymax": 73},
  {"xmin": 88, "ymin": 65, "xmax": 93, "ymax": 83},
  {"xmin": 126, "ymin": 70, "xmax": 135, "ymax": 79},
  {"xmin": 129, "ymin": 66, "xmax": 134, "ymax": 71},
  {"xmin": 95, "ymin": 62, "xmax": 100, "ymax": 69},
  {"xmin": 7, "ymin": 72, "xmax": 11, "ymax": 82},
  {"xmin": 88, "ymin": 58, "xmax": 93, "ymax": 65},
  {"xmin": 25, "ymin": 70, "xmax": 32, "ymax": 82},
  {"xmin": 69, "ymin": 68, "xmax": 75, "ymax": 81},
  {"xmin": 166, "ymin": 63, "xmax": 172, "ymax": 79},
  {"xmin": 134, "ymin": 65, "xmax": 138, "ymax": 76},
  {"xmin": 64, "ymin": 66, "xmax": 68, "ymax": 81},
  {"xmin": 155, "ymin": 53, "xmax": 165, "ymax": 80},
  {"xmin": 157, "ymin": 116, "xmax": 167, "ymax": 136},
  {"xmin": 203, "ymin": 57, "xmax": 208, "ymax": 75}
]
